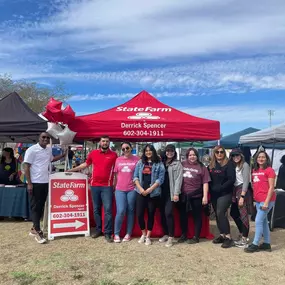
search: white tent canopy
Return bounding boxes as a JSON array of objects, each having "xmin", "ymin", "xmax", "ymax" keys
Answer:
[{"xmin": 239, "ymin": 123, "xmax": 285, "ymax": 144}]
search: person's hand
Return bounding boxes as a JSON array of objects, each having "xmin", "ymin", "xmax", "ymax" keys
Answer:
[
  {"xmin": 27, "ymin": 183, "xmax": 33, "ymax": 195},
  {"xmin": 139, "ymin": 187, "xmax": 146, "ymax": 196},
  {"xmin": 173, "ymin": 195, "xmax": 179, "ymax": 202},
  {"xmin": 238, "ymin": 197, "xmax": 244, "ymax": 208},
  {"xmin": 202, "ymin": 196, "xmax": 208, "ymax": 205},
  {"xmin": 66, "ymin": 169, "xmax": 75, "ymax": 173},
  {"xmin": 145, "ymin": 188, "xmax": 152, "ymax": 195},
  {"xmin": 261, "ymin": 203, "xmax": 269, "ymax": 211}
]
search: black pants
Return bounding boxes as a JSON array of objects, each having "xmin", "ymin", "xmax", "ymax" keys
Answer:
[
  {"xmin": 230, "ymin": 203, "xmax": 249, "ymax": 237},
  {"xmin": 212, "ymin": 193, "xmax": 232, "ymax": 235},
  {"xmin": 136, "ymin": 193, "xmax": 158, "ymax": 231},
  {"xmin": 160, "ymin": 191, "xmax": 175, "ymax": 237},
  {"xmin": 29, "ymin": 183, "xmax": 48, "ymax": 232},
  {"xmin": 178, "ymin": 197, "xmax": 203, "ymax": 238}
]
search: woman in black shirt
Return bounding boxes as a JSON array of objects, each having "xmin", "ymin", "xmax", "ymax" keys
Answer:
[
  {"xmin": 209, "ymin": 145, "xmax": 236, "ymax": 248},
  {"xmin": 0, "ymin": 148, "xmax": 17, "ymax": 185}
]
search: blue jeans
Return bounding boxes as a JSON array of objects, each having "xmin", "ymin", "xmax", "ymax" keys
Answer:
[
  {"xmin": 253, "ymin": 201, "xmax": 275, "ymax": 245},
  {"xmin": 114, "ymin": 190, "xmax": 137, "ymax": 236},
  {"xmin": 91, "ymin": 186, "xmax": 113, "ymax": 235},
  {"xmin": 68, "ymin": 159, "xmax": 73, "ymax": 169}
]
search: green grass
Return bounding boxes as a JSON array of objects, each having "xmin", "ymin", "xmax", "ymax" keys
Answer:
[{"xmin": 11, "ymin": 271, "xmax": 39, "ymax": 285}]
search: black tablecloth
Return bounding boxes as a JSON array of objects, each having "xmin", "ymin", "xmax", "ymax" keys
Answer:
[
  {"xmin": 0, "ymin": 187, "xmax": 30, "ymax": 218},
  {"xmin": 269, "ymin": 189, "xmax": 285, "ymax": 230}
]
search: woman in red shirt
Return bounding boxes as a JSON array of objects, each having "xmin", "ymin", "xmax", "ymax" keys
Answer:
[{"xmin": 245, "ymin": 151, "xmax": 276, "ymax": 253}]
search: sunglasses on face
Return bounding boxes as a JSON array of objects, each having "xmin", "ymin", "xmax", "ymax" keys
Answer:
[
  {"xmin": 122, "ymin": 147, "xmax": 130, "ymax": 152},
  {"xmin": 41, "ymin": 136, "xmax": 50, "ymax": 140},
  {"xmin": 232, "ymin": 154, "xmax": 240, "ymax": 157},
  {"xmin": 166, "ymin": 149, "xmax": 174, "ymax": 153},
  {"xmin": 215, "ymin": 150, "xmax": 225, "ymax": 154}
]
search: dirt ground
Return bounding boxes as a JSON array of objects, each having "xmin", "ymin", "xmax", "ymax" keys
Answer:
[{"xmin": 0, "ymin": 220, "xmax": 285, "ymax": 285}]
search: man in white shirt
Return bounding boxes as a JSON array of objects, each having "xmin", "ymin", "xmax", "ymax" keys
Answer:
[{"xmin": 24, "ymin": 132, "xmax": 65, "ymax": 244}]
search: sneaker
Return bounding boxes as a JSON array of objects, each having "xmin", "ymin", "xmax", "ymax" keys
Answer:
[
  {"xmin": 259, "ymin": 243, "xmax": 272, "ymax": 252},
  {"xmin": 187, "ymin": 236, "xmax": 199, "ymax": 244},
  {"xmin": 244, "ymin": 243, "xmax": 259, "ymax": 253},
  {"xmin": 235, "ymin": 237, "xmax": 249, "ymax": 248},
  {"xmin": 34, "ymin": 231, "xmax": 47, "ymax": 244},
  {"xmin": 114, "ymin": 235, "xmax": 121, "ymax": 243},
  {"xmin": 104, "ymin": 235, "xmax": 113, "ymax": 243},
  {"xmin": 122, "ymin": 234, "xmax": 131, "ymax": 242},
  {"xmin": 165, "ymin": 237, "xmax": 174, "ymax": 248},
  {"xmin": 221, "ymin": 237, "xmax": 233, "ymax": 248},
  {"xmin": 145, "ymin": 237, "xmax": 152, "ymax": 246},
  {"xmin": 138, "ymin": 235, "xmax": 146, "ymax": 244},
  {"xmin": 159, "ymin": 235, "xmax": 169, "ymax": 243},
  {"xmin": 29, "ymin": 228, "xmax": 37, "ymax": 237},
  {"xmin": 91, "ymin": 231, "xmax": 103, "ymax": 239},
  {"xmin": 177, "ymin": 235, "xmax": 187, "ymax": 243},
  {"xmin": 212, "ymin": 235, "xmax": 225, "ymax": 244}
]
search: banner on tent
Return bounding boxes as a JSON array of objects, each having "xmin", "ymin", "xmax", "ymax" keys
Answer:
[{"xmin": 48, "ymin": 172, "xmax": 90, "ymax": 240}]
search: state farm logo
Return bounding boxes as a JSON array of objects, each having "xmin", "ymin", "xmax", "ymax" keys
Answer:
[
  {"xmin": 127, "ymin": 112, "xmax": 160, "ymax": 120},
  {"xmin": 60, "ymin": 190, "xmax": 79, "ymax": 202}
]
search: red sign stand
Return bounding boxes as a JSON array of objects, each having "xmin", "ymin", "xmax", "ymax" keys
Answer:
[{"xmin": 48, "ymin": 172, "xmax": 90, "ymax": 240}]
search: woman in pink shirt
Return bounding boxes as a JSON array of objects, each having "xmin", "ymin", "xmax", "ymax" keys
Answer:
[
  {"xmin": 113, "ymin": 142, "xmax": 139, "ymax": 243},
  {"xmin": 245, "ymin": 151, "xmax": 276, "ymax": 253}
]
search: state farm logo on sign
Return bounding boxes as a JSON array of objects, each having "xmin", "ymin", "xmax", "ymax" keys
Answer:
[
  {"xmin": 60, "ymin": 190, "xmax": 79, "ymax": 202},
  {"xmin": 127, "ymin": 112, "xmax": 160, "ymax": 120}
]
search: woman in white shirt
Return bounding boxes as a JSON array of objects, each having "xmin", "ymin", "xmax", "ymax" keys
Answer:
[{"xmin": 229, "ymin": 148, "xmax": 251, "ymax": 248}]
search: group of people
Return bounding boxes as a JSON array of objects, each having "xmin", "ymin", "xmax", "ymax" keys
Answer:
[{"xmin": 23, "ymin": 133, "xmax": 277, "ymax": 253}]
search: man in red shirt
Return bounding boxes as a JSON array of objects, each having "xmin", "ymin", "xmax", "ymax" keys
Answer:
[{"xmin": 68, "ymin": 136, "xmax": 117, "ymax": 242}]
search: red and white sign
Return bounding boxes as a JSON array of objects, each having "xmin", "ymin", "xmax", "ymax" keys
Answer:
[{"xmin": 48, "ymin": 172, "xmax": 90, "ymax": 240}]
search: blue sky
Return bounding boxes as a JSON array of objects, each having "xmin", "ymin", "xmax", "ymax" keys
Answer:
[{"xmin": 0, "ymin": 0, "xmax": 285, "ymax": 136}]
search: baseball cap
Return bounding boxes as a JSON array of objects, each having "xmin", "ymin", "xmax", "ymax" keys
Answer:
[{"xmin": 230, "ymin": 148, "xmax": 243, "ymax": 156}]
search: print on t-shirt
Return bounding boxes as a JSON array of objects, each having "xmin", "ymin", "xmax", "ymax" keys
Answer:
[
  {"xmin": 114, "ymin": 156, "xmax": 139, "ymax": 191},
  {"xmin": 252, "ymin": 167, "xmax": 276, "ymax": 202},
  {"xmin": 253, "ymin": 175, "xmax": 260, "ymax": 183}
]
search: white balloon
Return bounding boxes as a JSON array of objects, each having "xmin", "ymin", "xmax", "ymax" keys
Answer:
[
  {"xmin": 57, "ymin": 126, "xmax": 77, "ymax": 145},
  {"xmin": 46, "ymin": 122, "xmax": 63, "ymax": 139}
]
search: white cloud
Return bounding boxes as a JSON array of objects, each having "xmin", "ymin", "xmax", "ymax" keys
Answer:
[
  {"xmin": 0, "ymin": 0, "xmax": 285, "ymax": 95},
  {"xmin": 180, "ymin": 105, "xmax": 285, "ymax": 124},
  {"xmin": 69, "ymin": 91, "xmax": 195, "ymax": 101}
]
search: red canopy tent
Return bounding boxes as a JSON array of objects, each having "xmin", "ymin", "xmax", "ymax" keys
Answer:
[{"xmin": 70, "ymin": 90, "xmax": 220, "ymax": 141}]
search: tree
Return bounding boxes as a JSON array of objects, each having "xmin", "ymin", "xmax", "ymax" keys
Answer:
[{"xmin": 0, "ymin": 74, "xmax": 71, "ymax": 113}]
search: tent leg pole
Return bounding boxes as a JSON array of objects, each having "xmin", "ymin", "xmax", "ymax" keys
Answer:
[
  {"xmin": 271, "ymin": 141, "xmax": 276, "ymax": 166},
  {"xmin": 84, "ymin": 141, "xmax": 87, "ymax": 161}
]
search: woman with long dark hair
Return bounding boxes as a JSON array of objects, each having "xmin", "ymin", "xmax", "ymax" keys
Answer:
[
  {"xmin": 229, "ymin": 148, "xmax": 251, "ymax": 248},
  {"xmin": 209, "ymin": 145, "xmax": 236, "ymax": 248},
  {"xmin": 245, "ymin": 151, "xmax": 276, "ymax": 253},
  {"xmin": 158, "ymin": 144, "xmax": 183, "ymax": 247},
  {"xmin": 134, "ymin": 144, "xmax": 165, "ymax": 245},
  {"xmin": 113, "ymin": 142, "xmax": 139, "ymax": 243},
  {"xmin": 177, "ymin": 148, "xmax": 210, "ymax": 244},
  {"xmin": 0, "ymin": 147, "xmax": 17, "ymax": 185}
]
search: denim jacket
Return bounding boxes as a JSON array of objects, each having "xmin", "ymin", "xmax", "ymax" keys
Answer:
[{"xmin": 133, "ymin": 160, "xmax": 165, "ymax": 197}]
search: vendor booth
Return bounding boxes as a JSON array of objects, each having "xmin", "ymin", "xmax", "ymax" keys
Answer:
[
  {"xmin": 70, "ymin": 90, "xmax": 220, "ymax": 239},
  {"xmin": 0, "ymin": 92, "xmax": 48, "ymax": 219},
  {"xmin": 240, "ymin": 124, "xmax": 285, "ymax": 231}
]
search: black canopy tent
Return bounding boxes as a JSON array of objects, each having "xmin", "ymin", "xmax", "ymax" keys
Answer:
[{"xmin": 0, "ymin": 92, "xmax": 48, "ymax": 143}]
